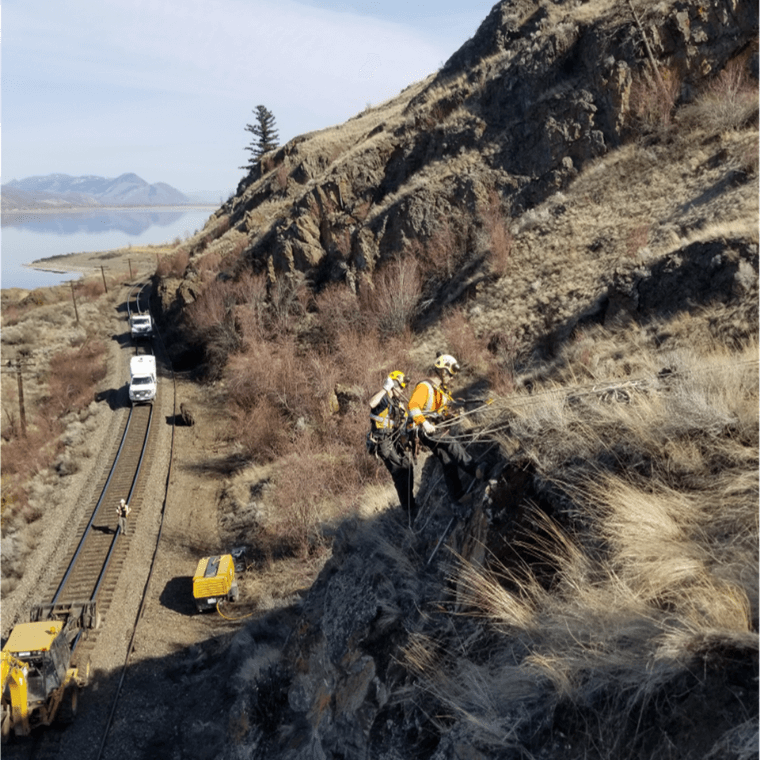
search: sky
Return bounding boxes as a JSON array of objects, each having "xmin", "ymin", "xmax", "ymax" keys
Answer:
[{"xmin": 3, "ymin": 0, "xmax": 497, "ymax": 199}]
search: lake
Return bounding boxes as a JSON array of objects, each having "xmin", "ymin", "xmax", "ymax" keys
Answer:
[{"xmin": 1, "ymin": 207, "xmax": 217, "ymax": 290}]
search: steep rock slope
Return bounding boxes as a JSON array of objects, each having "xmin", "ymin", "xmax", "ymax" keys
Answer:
[
  {"xmin": 158, "ymin": 0, "xmax": 756, "ymax": 361},
  {"xmin": 149, "ymin": 1, "xmax": 758, "ymax": 759}
]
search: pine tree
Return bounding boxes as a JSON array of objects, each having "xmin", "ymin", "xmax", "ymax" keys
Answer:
[{"xmin": 241, "ymin": 105, "xmax": 280, "ymax": 170}]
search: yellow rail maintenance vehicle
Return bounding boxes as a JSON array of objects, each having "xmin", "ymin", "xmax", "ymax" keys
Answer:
[
  {"xmin": 192, "ymin": 554, "xmax": 240, "ymax": 612},
  {"xmin": 1, "ymin": 601, "xmax": 98, "ymax": 742}
]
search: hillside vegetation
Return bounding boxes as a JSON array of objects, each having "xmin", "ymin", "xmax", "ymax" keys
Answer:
[
  {"xmin": 3, "ymin": 0, "xmax": 753, "ymax": 758},
  {"xmin": 148, "ymin": 1, "xmax": 758, "ymax": 757}
]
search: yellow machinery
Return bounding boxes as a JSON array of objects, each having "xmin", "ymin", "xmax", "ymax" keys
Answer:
[
  {"xmin": 192, "ymin": 554, "xmax": 239, "ymax": 612},
  {"xmin": 1, "ymin": 601, "xmax": 97, "ymax": 742}
]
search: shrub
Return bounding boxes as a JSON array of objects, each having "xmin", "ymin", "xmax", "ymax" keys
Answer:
[
  {"xmin": 268, "ymin": 272, "xmax": 309, "ymax": 336},
  {"xmin": 359, "ymin": 257, "xmax": 422, "ymax": 336},
  {"xmin": 441, "ymin": 307, "xmax": 491, "ymax": 377},
  {"xmin": 269, "ymin": 434, "xmax": 361, "ymax": 558},
  {"xmin": 40, "ymin": 340, "xmax": 108, "ymax": 419},
  {"xmin": 185, "ymin": 279, "xmax": 241, "ymax": 372},
  {"xmin": 481, "ymin": 189, "xmax": 512, "ymax": 276},
  {"xmin": 624, "ymin": 223, "xmax": 650, "ymax": 258},
  {"xmin": 630, "ymin": 65, "xmax": 680, "ymax": 131},
  {"xmin": 680, "ymin": 58, "xmax": 759, "ymax": 133},
  {"xmin": 157, "ymin": 249, "xmax": 190, "ymax": 278},
  {"xmin": 416, "ymin": 221, "xmax": 461, "ymax": 281},
  {"xmin": 311, "ymin": 283, "xmax": 364, "ymax": 352},
  {"xmin": 229, "ymin": 402, "xmax": 290, "ymax": 463},
  {"xmin": 234, "ymin": 271, "xmax": 269, "ymax": 343},
  {"xmin": 77, "ymin": 278, "xmax": 106, "ymax": 300}
]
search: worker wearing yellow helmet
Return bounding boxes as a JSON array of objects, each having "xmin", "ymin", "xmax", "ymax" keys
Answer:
[
  {"xmin": 407, "ymin": 353, "xmax": 482, "ymax": 508},
  {"xmin": 367, "ymin": 370, "xmax": 415, "ymax": 513}
]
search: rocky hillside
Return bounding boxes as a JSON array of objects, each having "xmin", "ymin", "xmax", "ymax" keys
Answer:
[
  {"xmin": 1, "ymin": 173, "xmax": 189, "ymax": 211},
  {"xmin": 148, "ymin": 1, "xmax": 758, "ymax": 758}
]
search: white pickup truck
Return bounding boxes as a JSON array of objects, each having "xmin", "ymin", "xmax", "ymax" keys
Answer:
[
  {"xmin": 129, "ymin": 355, "xmax": 157, "ymax": 404},
  {"xmin": 130, "ymin": 313, "xmax": 153, "ymax": 341}
]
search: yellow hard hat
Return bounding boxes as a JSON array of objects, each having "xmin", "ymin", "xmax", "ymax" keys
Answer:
[{"xmin": 388, "ymin": 370, "xmax": 407, "ymax": 389}]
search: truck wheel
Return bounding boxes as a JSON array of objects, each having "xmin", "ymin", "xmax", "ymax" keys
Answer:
[
  {"xmin": 57, "ymin": 685, "xmax": 79, "ymax": 725},
  {"xmin": 229, "ymin": 583, "xmax": 239, "ymax": 603}
]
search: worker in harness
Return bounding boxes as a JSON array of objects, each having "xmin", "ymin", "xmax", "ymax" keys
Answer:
[
  {"xmin": 367, "ymin": 370, "xmax": 415, "ymax": 514},
  {"xmin": 407, "ymin": 353, "xmax": 483, "ymax": 508}
]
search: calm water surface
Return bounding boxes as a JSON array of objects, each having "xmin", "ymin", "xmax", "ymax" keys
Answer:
[{"xmin": 1, "ymin": 208, "xmax": 216, "ymax": 290}]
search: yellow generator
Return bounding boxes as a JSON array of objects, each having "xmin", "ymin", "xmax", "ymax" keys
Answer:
[
  {"xmin": 1, "ymin": 601, "xmax": 98, "ymax": 741},
  {"xmin": 192, "ymin": 554, "xmax": 239, "ymax": 612}
]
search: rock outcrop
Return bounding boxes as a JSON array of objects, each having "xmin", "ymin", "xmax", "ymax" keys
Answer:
[{"xmin": 149, "ymin": 2, "xmax": 758, "ymax": 758}]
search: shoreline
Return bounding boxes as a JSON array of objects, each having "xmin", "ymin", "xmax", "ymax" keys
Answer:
[{"xmin": 2, "ymin": 203, "xmax": 218, "ymax": 217}]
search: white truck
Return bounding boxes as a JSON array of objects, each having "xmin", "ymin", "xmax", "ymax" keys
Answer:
[
  {"xmin": 128, "ymin": 355, "xmax": 157, "ymax": 404},
  {"xmin": 130, "ymin": 313, "xmax": 153, "ymax": 341}
]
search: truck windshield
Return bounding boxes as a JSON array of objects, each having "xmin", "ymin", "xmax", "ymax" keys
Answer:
[{"xmin": 132, "ymin": 376, "xmax": 152, "ymax": 385}]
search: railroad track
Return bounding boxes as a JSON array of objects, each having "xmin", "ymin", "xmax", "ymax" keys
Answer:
[
  {"xmin": 3, "ymin": 280, "xmax": 174, "ymax": 760},
  {"xmin": 41, "ymin": 401, "xmax": 155, "ymax": 670}
]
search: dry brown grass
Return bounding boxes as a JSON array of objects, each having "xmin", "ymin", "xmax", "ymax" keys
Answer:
[{"xmin": 404, "ymin": 321, "xmax": 758, "ymax": 754}]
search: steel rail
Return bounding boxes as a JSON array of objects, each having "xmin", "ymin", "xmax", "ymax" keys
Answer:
[{"xmin": 50, "ymin": 407, "xmax": 136, "ymax": 604}]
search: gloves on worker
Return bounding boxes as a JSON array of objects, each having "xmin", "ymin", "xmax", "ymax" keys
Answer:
[
  {"xmin": 383, "ymin": 376, "xmax": 395, "ymax": 392},
  {"xmin": 422, "ymin": 419, "xmax": 436, "ymax": 435}
]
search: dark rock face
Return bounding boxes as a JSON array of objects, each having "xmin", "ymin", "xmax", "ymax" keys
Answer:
[{"xmin": 207, "ymin": 0, "xmax": 755, "ymax": 287}]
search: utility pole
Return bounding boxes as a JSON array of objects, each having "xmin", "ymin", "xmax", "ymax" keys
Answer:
[
  {"xmin": 70, "ymin": 282, "xmax": 79, "ymax": 325},
  {"xmin": 16, "ymin": 363, "xmax": 27, "ymax": 437},
  {"xmin": 3, "ymin": 361, "xmax": 31, "ymax": 437},
  {"xmin": 128, "ymin": 259, "xmax": 134, "ymax": 280},
  {"xmin": 101, "ymin": 265, "xmax": 109, "ymax": 294}
]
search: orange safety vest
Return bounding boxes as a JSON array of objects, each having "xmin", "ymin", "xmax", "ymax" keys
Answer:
[{"xmin": 407, "ymin": 380, "xmax": 453, "ymax": 427}]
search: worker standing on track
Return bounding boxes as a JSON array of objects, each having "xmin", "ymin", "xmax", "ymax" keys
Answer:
[
  {"xmin": 117, "ymin": 498, "xmax": 131, "ymax": 536},
  {"xmin": 367, "ymin": 370, "xmax": 416, "ymax": 514},
  {"xmin": 407, "ymin": 354, "xmax": 483, "ymax": 509}
]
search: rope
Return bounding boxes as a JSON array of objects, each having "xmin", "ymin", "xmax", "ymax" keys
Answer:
[{"xmin": 215, "ymin": 601, "xmax": 256, "ymax": 621}]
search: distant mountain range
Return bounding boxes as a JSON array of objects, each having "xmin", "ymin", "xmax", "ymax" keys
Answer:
[{"xmin": 1, "ymin": 173, "xmax": 194, "ymax": 211}]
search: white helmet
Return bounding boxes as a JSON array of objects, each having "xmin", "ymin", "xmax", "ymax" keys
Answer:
[{"xmin": 434, "ymin": 353, "xmax": 460, "ymax": 376}]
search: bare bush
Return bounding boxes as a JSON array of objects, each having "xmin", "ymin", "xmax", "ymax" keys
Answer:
[
  {"xmin": 269, "ymin": 434, "xmax": 360, "ymax": 558},
  {"xmin": 311, "ymin": 283, "xmax": 364, "ymax": 352},
  {"xmin": 630, "ymin": 65, "xmax": 680, "ymax": 131},
  {"xmin": 416, "ymin": 221, "xmax": 461, "ymax": 281},
  {"xmin": 441, "ymin": 307, "xmax": 491, "ymax": 377},
  {"xmin": 268, "ymin": 272, "xmax": 309, "ymax": 335},
  {"xmin": 234, "ymin": 271, "xmax": 269, "ymax": 343},
  {"xmin": 156, "ymin": 249, "xmax": 190, "ymax": 278},
  {"xmin": 480, "ymin": 189, "xmax": 512, "ymax": 277},
  {"xmin": 229, "ymin": 402, "xmax": 290, "ymax": 463},
  {"xmin": 41, "ymin": 340, "xmax": 108, "ymax": 419},
  {"xmin": 185, "ymin": 279, "xmax": 241, "ymax": 372},
  {"xmin": 77, "ymin": 278, "xmax": 106, "ymax": 300},
  {"xmin": 359, "ymin": 257, "xmax": 422, "ymax": 336},
  {"xmin": 680, "ymin": 58, "xmax": 759, "ymax": 133}
]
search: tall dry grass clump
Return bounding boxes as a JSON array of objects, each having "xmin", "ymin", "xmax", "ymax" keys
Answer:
[{"xmin": 406, "ymin": 329, "xmax": 758, "ymax": 756}]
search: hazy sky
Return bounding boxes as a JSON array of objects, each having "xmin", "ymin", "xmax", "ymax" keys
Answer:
[{"xmin": 3, "ymin": 0, "xmax": 497, "ymax": 198}]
